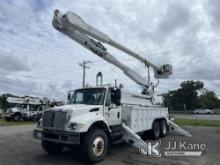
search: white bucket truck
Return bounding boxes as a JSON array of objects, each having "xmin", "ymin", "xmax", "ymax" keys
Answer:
[
  {"xmin": 34, "ymin": 10, "xmax": 191, "ymax": 163},
  {"xmin": 5, "ymin": 96, "xmax": 43, "ymax": 121}
]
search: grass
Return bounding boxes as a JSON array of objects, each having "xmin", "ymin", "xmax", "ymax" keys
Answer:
[
  {"xmin": 1, "ymin": 117, "xmax": 219, "ymax": 127},
  {"xmin": 174, "ymin": 118, "xmax": 220, "ymax": 127},
  {"xmin": 0, "ymin": 118, "xmax": 35, "ymax": 126}
]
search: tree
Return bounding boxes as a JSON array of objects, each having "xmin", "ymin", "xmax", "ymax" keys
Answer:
[
  {"xmin": 0, "ymin": 93, "xmax": 18, "ymax": 111},
  {"xmin": 198, "ymin": 89, "xmax": 220, "ymax": 109},
  {"xmin": 164, "ymin": 80, "xmax": 204, "ymax": 111}
]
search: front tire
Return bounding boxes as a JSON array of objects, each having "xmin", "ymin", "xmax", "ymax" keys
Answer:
[
  {"xmin": 41, "ymin": 140, "xmax": 63, "ymax": 154},
  {"xmin": 81, "ymin": 129, "xmax": 108, "ymax": 163}
]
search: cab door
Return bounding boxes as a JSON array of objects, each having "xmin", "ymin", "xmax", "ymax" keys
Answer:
[{"xmin": 104, "ymin": 88, "xmax": 122, "ymax": 126}]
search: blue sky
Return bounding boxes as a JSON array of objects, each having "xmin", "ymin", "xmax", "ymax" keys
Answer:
[{"xmin": 0, "ymin": 0, "xmax": 220, "ymax": 100}]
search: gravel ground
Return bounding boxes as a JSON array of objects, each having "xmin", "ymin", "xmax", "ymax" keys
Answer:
[{"xmin": 0, "ymin": 125, "xmax": 219, "ymax": 165}]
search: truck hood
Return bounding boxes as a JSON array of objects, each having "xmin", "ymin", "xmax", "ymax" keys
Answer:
[{"xmin": 52, "ymin": 104, "xmax": 102, "ymax": 115}]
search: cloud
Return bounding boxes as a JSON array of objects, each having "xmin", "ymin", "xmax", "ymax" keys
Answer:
[
  {"xmin": 0, "ymin": 51, "xmax": 30, "ymax": 72},
  {"xmin": 206, "ymin": 0, "xmax": 220, "ymax": 29},
  {"xmin": 0, "ymin": 0, "xmax": 220, "ymax": 100},
  {"xmin": 0, "ymin": 1, "xmax": 33, "ymax": 26},
  {"xmin": 158, "ymin": 1, "xmax": 192, "ymax": 36},
  {"xmin": 0, "ymin": 74, "xmax": 36, "ymax": 96}
]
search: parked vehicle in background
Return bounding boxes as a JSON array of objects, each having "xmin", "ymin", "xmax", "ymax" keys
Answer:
[
  {"xmin": 5, "ymin": 104, "xmax": 24, "ymax": 121},
  {"xmin": 5, "ymin": 96, "xmax": 48, "ymax": 121},
  {"xmin": 5, "ymin": 104, "xmax": 39, "ymax": 121},
  {"xmin": 34, "ymin": 105, "xmax": 46, "ymax": 122},
  {"xmin": 194, "ymin": 109, "xmax": 214, "ymax": 115}
]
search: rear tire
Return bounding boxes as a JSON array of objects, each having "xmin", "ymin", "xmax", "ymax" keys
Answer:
[
  {"xmin": 160, "ymin": 120, "xmax": 168, "ymax": 137},
  {"xmin": 151, "ymin": 121, "xmax": 160, "ymax": 140},
  {"xmin": 81, "ymin": 129, "xmax": 108, "ymax": 163},
  {"xmin": 41, "ymin": 140, "xmax": 63, "ymax": 154}
]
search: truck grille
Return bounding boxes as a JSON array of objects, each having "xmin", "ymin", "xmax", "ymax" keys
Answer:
[{"xmin": 42, "ymin": 110, "xmax": 67, "ymax": 130}]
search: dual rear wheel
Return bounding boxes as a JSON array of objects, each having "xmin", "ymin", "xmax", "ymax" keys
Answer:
[{"xmin": 152, "ymin": 120, "xmax": 168, "ymax": 140}]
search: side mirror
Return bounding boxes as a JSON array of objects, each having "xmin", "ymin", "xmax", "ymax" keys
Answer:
[
  {"xmin": 105, "ymin": 90, "xmax": 111, "ymax": 106},
  {"xmin": 67, "ymin": 92, "xmax": 72, "ymax": 104},
  {"xmin": 115, "ymin": 89, "xmax": 121, "ymax": 106}
]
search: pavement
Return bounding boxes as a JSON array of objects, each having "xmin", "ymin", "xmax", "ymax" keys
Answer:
[
  {"xmin": 0, "ymin": 124, "xmax": 219, "ymax": 165},
  {"xmin": 174, "ymin": 114, "xmax": 220, "ymax": 120},
  {"xmin": 0, "ymin": 124, "xmax": 35, "ymax": 136}
]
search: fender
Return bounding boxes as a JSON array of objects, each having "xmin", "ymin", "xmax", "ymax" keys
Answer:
[{"xmin": 68, "ymin": 112, "xmax": 111, "ymax": 133}]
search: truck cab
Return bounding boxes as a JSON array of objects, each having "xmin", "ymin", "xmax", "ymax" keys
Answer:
[
  {"xmin": 36, "ymin": 86, "xmax": 122, "ymax": 131},
  {"xmin": 67, "ymin": 87, "xmax": 122, "ymax": 126},
  {"xmin": 34, "ymin": 86, "xmax": 124, "ymax": 162}
]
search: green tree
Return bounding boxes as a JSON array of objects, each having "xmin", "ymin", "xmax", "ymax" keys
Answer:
[
  {"xmin": 0, "ymin": 93, "xmax": 18, "ymax": 111},
  {"xmin": 164, "ymin": 80, "xmax": 204, "ymax": 111},
  {"xmin": 198, "ymin": 89, "xmax": 220, "ymax": 109}
]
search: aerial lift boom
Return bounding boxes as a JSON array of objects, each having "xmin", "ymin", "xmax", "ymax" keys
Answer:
[{"xmin": 52, "ymin": 10, "xmax": 172, "ymax": 96}]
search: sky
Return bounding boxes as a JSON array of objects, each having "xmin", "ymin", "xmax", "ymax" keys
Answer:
[{"xmin": 0, "ymin": 0, "xmax": 220, "ymax": 101}]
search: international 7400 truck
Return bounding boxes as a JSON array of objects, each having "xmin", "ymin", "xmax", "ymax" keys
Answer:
[{"xmin": 34, "ymin": 10, "xmax": 191, "ymax": 163}]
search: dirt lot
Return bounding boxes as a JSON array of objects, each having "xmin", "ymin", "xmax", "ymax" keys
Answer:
[{"xmin": 0, "ymin": 125, "xmax": 219, "ymax": 165}]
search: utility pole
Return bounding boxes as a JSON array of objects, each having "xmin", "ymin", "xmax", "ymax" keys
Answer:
[{"xmin": 79, "ymin": 61, "xmax": 91, "ymax": 88}]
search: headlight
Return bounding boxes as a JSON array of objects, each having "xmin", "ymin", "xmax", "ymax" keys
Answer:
[
  {"xmin": 68, "ymin": 123, "xmax": 85, "ymax": 130},
  {"xmin": 69, "ymin": 123, "xmax": 78, "ymax": 130}
]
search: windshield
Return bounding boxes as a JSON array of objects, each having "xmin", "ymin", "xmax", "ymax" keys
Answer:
[{"xmin": 70, "ymin": 88, "xmax": 106, "ymax": 105}]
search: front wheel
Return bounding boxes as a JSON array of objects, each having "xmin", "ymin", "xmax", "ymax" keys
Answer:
[
  {"xmin": 81, "ymin": 129, "xmax": 108, "ymax": 163},
  {"xmin": 41, "ymin": 140, "xmax": 63, "ymax": 154}
]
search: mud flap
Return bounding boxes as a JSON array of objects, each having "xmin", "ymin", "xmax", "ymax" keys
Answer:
[
  {"xmin": 121, "ymin": 123, "xmax": 159, "ymax": 156},
  {"xmin": 168, "ymin": 120, "xmax": 192, "ymax": 137}
]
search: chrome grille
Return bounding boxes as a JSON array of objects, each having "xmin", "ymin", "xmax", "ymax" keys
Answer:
[
  {"xmin": 54, "ymin": 111, "xmax": 67, "ymax": 129},
  {"xmin": 42, "ymin": 110, "xmax": 67, "ymax": 129}
]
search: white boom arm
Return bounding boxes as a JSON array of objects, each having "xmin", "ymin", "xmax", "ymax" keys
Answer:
[{"xmin": 52, "ymin": 10, "xmax": 172, "ymax": 93}]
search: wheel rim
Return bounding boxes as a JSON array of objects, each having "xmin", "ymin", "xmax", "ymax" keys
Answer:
[{"xmin": 92, "ymin": 136, "xmax": 105, "ymax": 157}]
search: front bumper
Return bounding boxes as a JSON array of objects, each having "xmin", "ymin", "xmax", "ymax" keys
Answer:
[{"xmin": 33, "ymin": 128, "xmax": 80, "ymax": 144}]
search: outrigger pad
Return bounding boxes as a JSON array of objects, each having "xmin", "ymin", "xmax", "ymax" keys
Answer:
[
  {"xmin": 168, "ymin": 120, "xmax": 192, "ymax": 137},
  {"xmin": 121, "ymin": 123, "xmax": 159, "ymax": 156}
]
